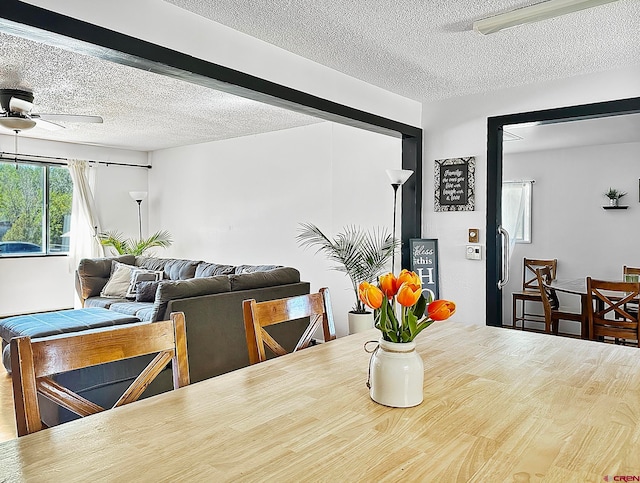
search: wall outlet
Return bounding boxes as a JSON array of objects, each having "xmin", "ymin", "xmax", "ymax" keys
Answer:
[{"xmin": 466, "ymin": 245, "xmax": 482, "ymax": 260}]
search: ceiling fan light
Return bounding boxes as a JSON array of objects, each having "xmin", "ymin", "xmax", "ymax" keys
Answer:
[
  {"xmin": 473, "ymin": 0, "xmax": 619, "ymax": 35},
  {"xmin": 0, "ymin": 116, "xmax": 36, "ymax": 131}
]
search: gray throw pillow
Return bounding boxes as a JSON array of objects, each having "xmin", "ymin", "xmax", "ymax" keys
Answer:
[{"xmin": 135, "ymin": 280, "xmax": 161, "ymax": 302}]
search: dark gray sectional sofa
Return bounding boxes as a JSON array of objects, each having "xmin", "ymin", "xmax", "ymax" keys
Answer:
[{"xmin": 38, "ymin": 255, "xmax": 310, "ymax": 425}]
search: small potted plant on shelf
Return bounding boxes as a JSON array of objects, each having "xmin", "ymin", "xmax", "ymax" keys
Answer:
[
  {"xmin": 604, "ymin": 187, "xmax": 627, "ymax": 207},
  {"xmin": 296, "ymin": 223, "xmax": 399, "ymax": 334}
]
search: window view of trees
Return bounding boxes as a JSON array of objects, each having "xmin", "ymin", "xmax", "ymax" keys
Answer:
[{"xmin": 0, "ymin": 162, "xmax": 72, "ymax": 255}]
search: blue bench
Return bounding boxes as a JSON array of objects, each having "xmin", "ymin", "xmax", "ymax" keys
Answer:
[{"xmin": 0, "ymin": 308, "xmax": 140, "ymax": 373}]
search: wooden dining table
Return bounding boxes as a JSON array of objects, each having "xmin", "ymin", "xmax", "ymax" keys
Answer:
[{"xmin": 1, "ymin": 323, "xmax": 639, "ymax": 481}]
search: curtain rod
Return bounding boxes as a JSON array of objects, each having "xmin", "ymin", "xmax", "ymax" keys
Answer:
[{"xmin": 0, "ymin": 151, "xmax": 152, "ymax": 169}]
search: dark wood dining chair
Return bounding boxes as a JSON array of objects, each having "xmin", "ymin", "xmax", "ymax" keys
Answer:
[
  {"xmin": 535, "ymin": 267, "xmax": 584, "ymax": 336},
  {"xmin": 512, "ymin": 258, "xmax": 557, "ymax": 330},
  {"xmin": 243, "ymin": 288, "xmax": 336, "ymax": 365},
  {"xmin": 11, "ymin": 312, "xmax": 189, "ymax": 437},
  {"xmin": 586, "ymin": 278, "xmax": 640, "ymax": 346},
  {"xmin": 621, "ymin": 266, "xmax": 640, "ymax": 316}
]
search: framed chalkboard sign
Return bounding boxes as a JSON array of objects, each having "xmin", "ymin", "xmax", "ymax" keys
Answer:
[
  {"xmin": 409, "ymin": 238, "xmax": 439, "ymax": 300},
  {"xmin": 434, "ymin": 157, "xmax": 475, "ymax": 212}
]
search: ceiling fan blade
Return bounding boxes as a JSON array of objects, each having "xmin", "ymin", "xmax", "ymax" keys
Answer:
[
  {"xmin": 33, "ymin": 116, "xmax": 64, "ymax": 131},
  {"xmin": 37, "ymin": 113, "xmax": 103, "ymax": 124},
  {"xmin": 9, "ymin": 97, "xmax": 33, "ymax": 114}
]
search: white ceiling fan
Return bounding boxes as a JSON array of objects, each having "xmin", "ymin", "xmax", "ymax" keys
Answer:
[{"xmin": 0, "ymin": 88, "xmax": 103, "ymax": 132}]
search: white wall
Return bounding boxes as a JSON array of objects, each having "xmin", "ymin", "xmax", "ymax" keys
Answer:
[
  {"xmin": 502, "ymin": 141, "xmax": 640, "ymax": 331},
  {"xmin": 0, "ymin": 134, "xmax": 148, "ymax": 316},
  {"xmin": 25, "ymin": 0, "xmax": 421, "ymax": 128},
  {"xmin": 149, "ymin": 122, "xmax": 401, "ymax": 336},
  {"xmin": 422, "ymin": 65, "xmax": 640, "ymax": 325}
]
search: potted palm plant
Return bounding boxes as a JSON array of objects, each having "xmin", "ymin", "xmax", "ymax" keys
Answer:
[
  {"xmin": 296, "ymin": 223, "xmax": 399, "ymax": 334},
  {"xmin": 98, "ymin": 230, "xmax": 173, "ymax": 256}
]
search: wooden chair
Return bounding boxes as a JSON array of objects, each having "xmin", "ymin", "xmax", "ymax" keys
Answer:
[
  {"xmin": 621, "ymin": 266, "xmax": 640, "ymax": 316},
  {"xmin": 586, "ymin": 278, "xmax": 640, "ymax": 346},
  {"xmin": 512, "ymin": 258, "xmax": 557, "ymax": 330},
  {"xmin": 11, "ymin": 312, "xmax": 189, "ymax": 436},
  {"xmin": 243, "ymin": 288, "xmax": 336, "ymax": 365},
  {"xmin": 535, "ymin": 267, "xmax": 584, "ymax": 336}
]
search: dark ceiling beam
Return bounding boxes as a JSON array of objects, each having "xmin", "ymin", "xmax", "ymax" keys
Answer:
[{"xmin": 1, "ymin": 0, "xmax": 423, "ymax": 267}]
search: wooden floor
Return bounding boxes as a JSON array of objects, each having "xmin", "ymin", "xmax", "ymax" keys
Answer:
[{"xmin": 0, "ymin": 370, "xmax": 16, "ymax": 442}]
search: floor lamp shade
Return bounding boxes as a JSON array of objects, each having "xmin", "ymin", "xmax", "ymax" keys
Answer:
[
  {"xmin": 386, "ymin": 169, "xmax": 413, "ymax": 186},
  {"xmin": 129, "ymin": 191, "xmax": 148, "ymax": 202}
]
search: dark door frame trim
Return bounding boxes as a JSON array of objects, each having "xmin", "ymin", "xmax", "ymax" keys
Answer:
[
  {"xmin": 486, "ymin": 96, "xmax": 640, "ymax": 327},
  {"xmin": 1, "ymin": 0, "xmax": 422, "ymax": 269}
]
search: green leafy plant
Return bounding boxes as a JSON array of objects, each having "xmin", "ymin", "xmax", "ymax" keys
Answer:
[
  {"xmin": 296, "ymin": 223, "xmax": 399, "ymax": 314},
  {"xmin": 99, "ymin": 230, "xmax": 173, "ymax": 256},
  {"xmin": 604, "ymin": 187, "xmax": 627, "ymax": 200}
]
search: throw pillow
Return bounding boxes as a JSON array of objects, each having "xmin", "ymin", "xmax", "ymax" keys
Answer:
[
  {"xmin": 126, "ymin": 269, "xmax": 164, "ymax": 299},
  {"xmin": 100, "ymin": 262, "xmax": 134, "ymax": 298},
  {"xmin": 135, "ymin": 280, "xmax": 161, "ymax": 302}
]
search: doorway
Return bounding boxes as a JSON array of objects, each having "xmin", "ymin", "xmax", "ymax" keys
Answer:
[{"xmin": 486, "ymin": 97, "xmax": 640, "ymax": 327}]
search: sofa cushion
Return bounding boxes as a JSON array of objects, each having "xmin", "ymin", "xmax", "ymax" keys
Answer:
[
  {"xmin": 195, "ymin": 262, "xmax": 235, "ymax": 278},
  {"xmin": 77, "ymin": 255, "xmax": 136, "ymax": 299},
  {"xmin": 134, "ymin": 306, "xmax": 156, "ymax": 322},
  {"xmin": 100, "ymin": 262, "xmax": 135, "ymax": 298},
  {"xmin": 109, "ymin": 301, "xmax": 154, "ymax": 318},
  {"xmin": 164, "ymin": 259, "xmax": 200, "ymax": 280},
  {"xmin": 84, "ymin": 297, "xmax": 130, "ymax": 309},
  {"xmin": 150, "ymin": 276, "xmax": 231, "ymax": 321},
  {"xmin": 135, "ymin": 257, "xmax": 169, "ymax": 272},
  {"xmin": 230, "ymin": 267, "xmax": 300, "ymax": 291},
  {"xmin": 234, "ymin": 264, "xmax": 281, "ymax": 274},
  {"xmin": 135, "ymin": 257, "xmax": 200, "ymax": 280}
]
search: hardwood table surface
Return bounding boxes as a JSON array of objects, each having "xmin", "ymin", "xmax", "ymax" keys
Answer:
[{"xmin": 1, "ymin": 323, "xmax": 640, "ymax": 482}]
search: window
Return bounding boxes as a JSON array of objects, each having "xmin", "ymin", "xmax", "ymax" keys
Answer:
[
  {"xmin": 0, "ymin": 161, "xmax": 72, "ymax": 256},
  {"xmin": 502, "ymin": 180, "xmax": 532, "ymax": 244}
]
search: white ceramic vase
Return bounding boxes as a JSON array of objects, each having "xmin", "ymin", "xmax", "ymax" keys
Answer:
[
  {"xmin": 348, "ymin": 311, "xmax": 374, "ymax": 334},
  {"xmin": 369, "ymin": 339, "xmax": 424, "ymax": 407}
]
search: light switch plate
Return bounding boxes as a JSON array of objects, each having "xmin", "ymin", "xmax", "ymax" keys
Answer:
[
  {"xmin": 468, "ymin": 228, "xmax": 479, "ymax": 243},
  {"xmin": 466, "ymin": 245, "xmax": 482, "ymax": 260}
]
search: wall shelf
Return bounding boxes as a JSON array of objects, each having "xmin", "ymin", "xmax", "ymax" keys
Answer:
[{"xmin": 602, "ymin": 206, "xmax": 628, "ymax": 210}]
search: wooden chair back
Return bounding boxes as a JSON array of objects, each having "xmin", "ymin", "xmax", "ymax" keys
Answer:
[
  {"xmin": 586, "ymin": 278, "xmax": 640, "ymax": 343},
  {"xmin": 243, "ymin": 288, "xmax": 336, "ymax": 365},
  {"xmin": 522, "ymin": 258, "xmax": 557, "ymax": 292},
  {"xmin": 11, "ymin": 312, "xmax": 189, "ymax": 437},
  {"xmin": 623, "ymin": 266, "xmax": 640, "ymax": 282},
  {"xmin": 535, "ymin": 267, "xmax": 555, "ymax": 331}
]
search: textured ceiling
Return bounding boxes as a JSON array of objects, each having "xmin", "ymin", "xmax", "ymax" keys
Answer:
[
  {"xmin": 167, "ymin": 0, "xmax": 640, "ymax": 102},
  {"xmin": 0, "ymin": 32, "xmax": 322, "ymax": 151},
  {"xmin": 1, "ymin": 1, "xmax": 640, "ymax": 151}
]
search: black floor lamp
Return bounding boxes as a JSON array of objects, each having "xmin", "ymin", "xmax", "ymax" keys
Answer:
[
  {"xmin": 129, "ymin": 191, "xmax": 147, "ymax": 239},
  {"xmin": 385, "ymin": 169, "xmax": 413, "ymax": 273}
]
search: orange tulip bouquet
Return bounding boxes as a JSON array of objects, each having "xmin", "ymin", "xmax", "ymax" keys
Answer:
[{"xmin": 358, "ymin": 269, "xmax": 456, "ymax": 343}]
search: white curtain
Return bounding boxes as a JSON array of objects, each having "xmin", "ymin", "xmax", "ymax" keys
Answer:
[
  {"xmin": 501, "ymin": 181, "xmax": 528, "ymax": 260},
  {"xmin": 68, "ymin": 159, "xmax": 104, "ymax": 273}
]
